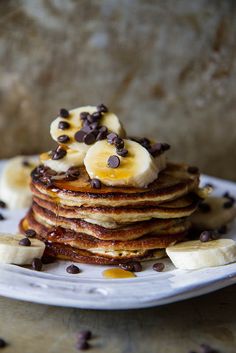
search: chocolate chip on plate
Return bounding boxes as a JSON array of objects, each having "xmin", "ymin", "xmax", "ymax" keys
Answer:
[
  {"xmin": 77, "ymin": 330, "xmax": 92, "ymax": 341},
  {"xmin": 66, "ymin": 264, "xmax": 81, "ymax": 274},
  {"xmin": 90, "ymin": 178, "xmax": 101, "ymax": 189},
  {"xmin": 0, "ymin": 214, "xmax": 5, "ymax": 221},
  {"xmin": 116, "ymin": 148, "xmax": 128, "ymax": 157},
  {"xmin": 57, "ymin": 134, "xmax": 70, "ymax": 143},
  {"xmin": 187, "ymin": 166, "xmax": 199, "ymax": 174},
  {"xmin": 58, "ymin": 121, "xmax": 70, "ymax": 130},
  {"xmin": 32, "ymin": 258, "xmax": 43, "ymax": 271},
  {"xmin": 119, "ymin": 263, "xmax": 135, "ymax": 272},
  {"xmin": 0, "ymin": 201, "xmax": 6, "ymax": 209},
  {"xmin": 199, "ymin": 230, "xmax": 211, "ymax": 242},
  {"xmin": 75, "ymin": 130, "xmax": 87, "ymax": 143},
  {"xmin": 107, "ymin": 155, "xmax": 120, "ymax": 168},
  {"xmin": 97, "ymin": 103, "xmax": 108, "ymax": 113},
  {"xmin": 107, "ymin": 132, "xmax": 118, "ymax": 144},
  {"xmin": 0, "ymin": 338, "xmax": 7, "ymax": 348},
  {"xmin": 83, "ymin": 132, "xmax": 96, "ymax": 145},
  {"xmin": 132, "ymin": 261, "xmax": 142, "ymax": 272},
  {"xmin": 25, "ymin": 229, "xmax": 36, "ymax": 238},
  {"xmin": 19, "ymin": 238, "xmax": 31, "ymax": 246},
  {"xmin": 153, "ymin": 262, "xmax": 165, "ymax": 272},
  {"xmin": 59, "ymin": 108, "xmax": 70, "ymax": 118}
]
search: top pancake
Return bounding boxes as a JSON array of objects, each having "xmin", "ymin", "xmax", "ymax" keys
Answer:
[{"xmin": 31, "ymin": 162, "xmax": 200, "ymax": 207}]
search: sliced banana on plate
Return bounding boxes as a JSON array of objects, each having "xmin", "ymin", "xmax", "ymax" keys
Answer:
[
  {"xmin": 0, "ymin": 233, "xmax": 45, "ymax": 265},
  {"xmin": 0, "ymin": 156, "xmax": 39, "ymax": 209},
  {"xmin": 166, "ymin": 239, "xmax": 236, "ymax": 269},
  {"xmin": 50, "ymin": 106, "xmax": 126, "ymax": 153},
  {"xmin": 40, "ymin": 149, "xmax": 84, "ymax": 173},
  {"xmin": 84, "ymin": 139, "xmax": 160, "ymax": 188}
]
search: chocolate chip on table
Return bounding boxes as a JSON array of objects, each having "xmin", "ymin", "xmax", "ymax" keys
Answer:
[
  {"xmin": 187, "ymin": 166, "xmax": 199, "ymax": 174},
  {"xmin": 114, "ymin": 137, "xmax": 124, "ymax": 149},
  {"xmin": 76, "ymin": 340, "xmax": 90, "ymax": 351},
  {"xmin": 59, "ymin": 108, "xmax": 70, "ymax": 118},
  {"xmin": 57, "ymin": 135, "xmax": 70, "ymax": 143},
  {"xmin": 83, "ymin": 132, "xmax": 96, "ymax": 145},
  {"xmin": 77, "ymin": 330, "xmax": 92, "ymax": 341},
  {"xmin": 153, "ymin": 262, "xmax": 165, "ymax": 272},
  {"xmin": 107, "ymin": 155, "xmax": 120, "ymax": 168},
  {"xmin": 75, "ymin": 130, "xmax": 87, "ymax": 143},
  {"xmin": 199, "ymin": 202, "xmax": 211, "ymax": 213},
  {"xmin": 0, "ymin": 214, "xmax": 5, "ymax": 221},
  {"xmin": 80, "ymin": 112, "xmax": 89, "ymax": 121},
  {"xmin": 90, "ymin": 178, "xmax": 101, "ymax": 189},
  {"xmin": 116, "ymin": 148, "xmax": 128, "ymax": 157},
  {"xmin": 58, "ymin": 121, "xmax": 70, "ymax": 130},
  {"xmin": 0, "ymin": 201, "xmax": 6, "ymax": 209},
  {"xmin": 0, "ymin": 338, "xmax": 7, "ymax": 348},
  {"xmin": 32, "ymin": 258, "xmax": 43, "ymax": 271},
  {"xmin": 199, "ymin": 230, "xmax": 211, "ymax": 242},
  {"xmin": 25, "ymin": 229, "xmax": 36, "ymax": 238},
  {"xmin": 107, "ymin": 132, "xmax": 118, "ymax": 144},
  {"xmin": 66, "ymin": 264, "xmax": 81, "ymax": 274},
  {"xmin": 97, "ymin": 103, "xmax": 108, "ymax": 113},
  {"xmin": 51, "ymin": 147, "xmax": 67, "ymax": 160},
  {"xmin": 19, "ymin": 238, "xmax": 31, "ymax": 246}
]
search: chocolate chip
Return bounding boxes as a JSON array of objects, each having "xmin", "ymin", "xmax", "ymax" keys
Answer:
[
  {"xmin": 96, "ymin": 130, "xmax": 107, "ymax": 141},
  {"xmin": 41, "ymin": 256, "xmax": 55, "ymax": 264},
  {"xmin": 107, "ymin": 155, "xmax": 120, "ymax": 168},
  {"xmin": 40, "ymin": 176, "xmax": 53, "ymax": 188},
  {"xmin": 66, "ymin": 167, "xmax": 80, "ymax": 179},
  {"xmin": 83, "ymin": 132, "xmax": 96, "ymax": 145},
  {"xmin": 117, "ymin": 148, "xmax": 128, "ymax": 157},
  {"xmin": 199, "ymin": 230, "xmax": 211, "ymax": 242},
  {"xmin": 97, "ymin": 103, "xmax": 108, "ymax": 113},
  {"xmin": 80, "ymin": 112, "xmax": 89, "ymax": 121},
  {"xmin": 223, "ymin": 191, "xmax": 230, "ymax": 199},
  {"xmin": 107, "ymin": 132, "xmax": 118, "ymax": 144},
  {"xmin": 223, "ymin": 199, "xmax": 234, "ymax": 208},
  {"xmin": 51, "ymin": 147, "xmax": 67, "ymax": 160},
  {"xmin": 161, "ymin": 143, "xmax": 171, "ymax": 151},
  {"xmin": 66, "ymin": 264, "xmax": 80, "ymax": 274},
  {"xmin": 90, "ymin": 178, "xmax": 101, "ymax": 189},
  {"xmin": 119, "ymin": 263, "xmax": 135, "ymax": 271},
  {"xmin": 32, "ymin": 258, "xmax": 43, "ymax": 271},
  {"xmin": 59, "ymin": 108, "xmax": 70, "ymax": 118},
  {"xmin": 77, "ymin": 330, "xmax": 92, "ymax": 341},
  {"xmin": 139, "ymin": 138, "xmax": 151, "ymax": 149},
  {"xmin": 58, "ymin": 121, "xmax": 70, "ymax": 130},
  {"xmin": 25, "ymin": 229, "xmax": 36, "ymax": 238},
  {"xmin": 0, "ymin": 214, "xmax": 5, "ymax": 221},
  {"xmin": 57, "ymin": 135, "xmax": 70, "ymax": 143},
  {"xmin": 0, "ymin": 338, "xmax": 7, "ymax": 348},
  {"xmin": 132, "ymin": 261, "xmax": 142, "ymax": 272},
  {"xmin": 149, "ymin": 142, "xmax": 162, "ymax": 156},
  {"xmin": 75, "ymin": 130, "xmax": 87, "ymax": 143},
  {"xmin": 210, "ymin": 230, "xmax": 220, "ymax": 240},
  {"xmin": 19, "ymin": 237, "xmax": 31, "ymax": 246},
  {"xmin": 0, "ymin": 201, "xmax": 6, "ymax": 209},
  {"xmin": 153, "ymin": 262, "xmax": 165, "ymax": 272},
  {"xmin": 114, "ymin": 137, "xmax": 124, "ymax": 149},
  {"xmin": 22, "ymin": 160, "xmax": 31, "ymax": 167},
  {"xmin": 90, "ymin": 111, "xmax": 102, "ymax": 122},
  {"xmin": 187, "ymin": 166, "xmax": 199, "ymax": 174},
  {"xmin": 218, "ymin": 225, "xmax": 227, "ymax": 234},
  {"xmin": 199, "ymin": 202, "xmax": 211, "ymax": 213},
  {"xmin": 76, "ymin": 340, "xmax": 90, "ymax": 350},
  {"xmin": 90, "ymin": 121, "xmax": 99, "ymax": 131}
]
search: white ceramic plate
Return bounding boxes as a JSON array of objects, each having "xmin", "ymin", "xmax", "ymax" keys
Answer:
[{"xmin": 0, "ymin": 161, "xmax": 235, "ymax": 309}]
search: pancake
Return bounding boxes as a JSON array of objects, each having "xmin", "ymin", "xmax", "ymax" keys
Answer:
[
  {"xmin": 32, "ymin": 192, "xmax": 200, "ymax": 223},
  {"xmin": 31, "ymin": 162, "xmax": 200, "ymax": 207},
  {"xmin": 32, "ymin": 202, "xmax": 190, "ymax": 240}
]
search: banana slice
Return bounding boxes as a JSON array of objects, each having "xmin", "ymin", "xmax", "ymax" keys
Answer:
[
  {"xmin": 84, "ymin": 139, "xmax": 163, "ymax": 187},
  {"xmin": 166, "ymin": 239, "xmax": 236, "ymax": 269},
  {"xmin": 40, "ymin": 149, "xmax": 83, "ymax": 173},
  {"xmin": 0, "ymin": 156, "xmax": 39, "ymax": 210},
  {"xmin": 50, "ymin": 106, "xmax": 126, "ymax": 153},
  {"xmin": 0, "ymin": 233, "xmax": 45, "ymax": 265}
]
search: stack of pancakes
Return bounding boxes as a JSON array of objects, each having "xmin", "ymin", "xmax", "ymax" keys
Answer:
[{"xmin": 20, "ymin": 162, "xmax": 200, "ymax": 265}]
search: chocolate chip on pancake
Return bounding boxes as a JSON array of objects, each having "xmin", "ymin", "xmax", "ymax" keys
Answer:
[
  {"xmin": 25, "ymin": 229, "xmax": 36, "ymax": 238},
  {"xmin": 107, "ymin": 132, "xmax": 118, "ymax": 144},
  {"xmin": 84, "ymin": 132, "xmax": 96, "ymax": 145},
  {"xmin": 117, "ymin": 148, "xmax": 128, "ymax": 157},
  {"xmin": 58, "ymin": 121, "xmax": 70, "ymax": 130},
  {"xmin": 19, "ymin": 237, "xmax": 31, "ymax": 246},
  {"xmin": 59, "ymin": 108, "xmax": 70, "ymax": 118},
  {"xmin": 107, "ymin": 155, "xmax": 120, "ymax": 168},
  {"xmin": 90, "ymin": 111, "xmax": 102, "ymax": 122},
  {"xmin": 114, "ymin": 137, "xmax": 124, "ymax": 149},
  {"xmin": 80, "ymin": 112, "xmax": 90, "ymax": 121},
  {"xmin": 97, "ymin": 103, "xmax": 108, "ymax": 113},
  {"xmin": 199, "ymin": 230, "xmax": 211, "ymax": 242},
  {"xmin": 75, "ymin": 130, "xmax": 87, "ymax": 143},
  {"xmin": 57, "ymin": 135, "xmax": 70, "ymax": 143},
  {"xmin": 51, "ymin": 147, "xmax": 67, "ymax": 160},
  {"xmin": 66, "ymin": 167, "xmax": 80, "ymax": 179}
]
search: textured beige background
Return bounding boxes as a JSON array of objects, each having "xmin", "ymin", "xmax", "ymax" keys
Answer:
[{"xmin": 0, "ymin": 0, "xmax": 236, "ymax": 180}]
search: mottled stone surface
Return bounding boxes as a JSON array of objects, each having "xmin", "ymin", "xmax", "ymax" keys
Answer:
[{"xmin": 0, "ymin": 0, "xmax": 236, "ymax": 180}]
